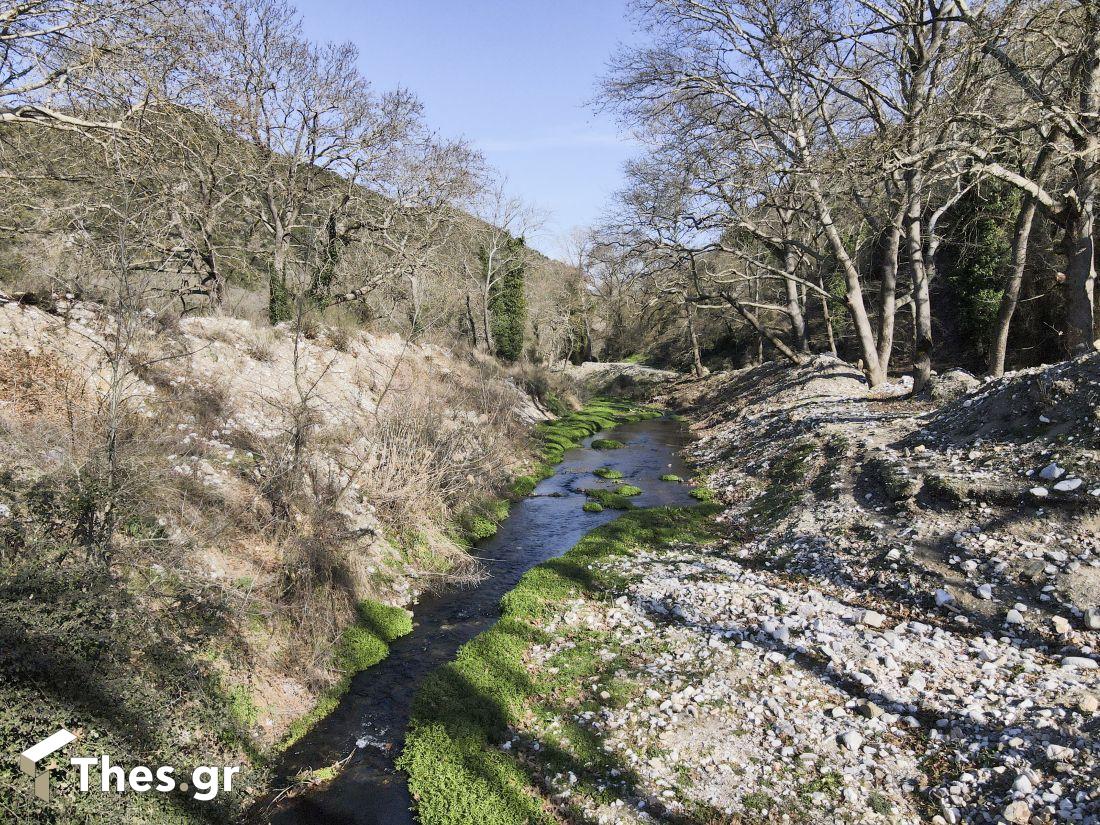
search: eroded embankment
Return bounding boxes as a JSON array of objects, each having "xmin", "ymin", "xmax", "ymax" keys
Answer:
[
  {"xmin": 401, "ymin": 355, "xmax": 1100, "ymax": 825},
  {"xmin": 0, "ymin": 295, "xmax": 588, "ymax": 823}
]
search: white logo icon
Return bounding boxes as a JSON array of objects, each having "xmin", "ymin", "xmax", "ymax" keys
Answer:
[{"xmin": 19, "ymin": 729, "xmax": 76, "ymax": 801}]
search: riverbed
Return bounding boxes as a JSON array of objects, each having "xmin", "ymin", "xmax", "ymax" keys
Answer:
[{"xmin": 262, "ymin": 416, "xmax": 695, "ymax": 825}]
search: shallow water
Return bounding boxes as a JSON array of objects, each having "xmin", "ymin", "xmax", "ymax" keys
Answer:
[{"xmin": 259, "ymin": 416, "xmax": 695, "ymax": 825}]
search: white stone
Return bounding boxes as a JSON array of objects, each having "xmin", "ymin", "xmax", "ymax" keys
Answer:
[
  {"xmin": 1029, "ymin": 486, "xmax": 1049, "ymax": 498},
  {"xmin": 1039, "ymin": 462, "xmax": 1065, "ymax": 480},
  {"xmin": 1012, "ymin": 774, "xmax": 1033, "ymax": 794},
  {"xmin": 1061, "ymin": 656, "xmax": 1098, "ymax": 670},
  {"xmin": 1003, "ymin": 800, "xmax": 1031, "ymax": 824},
  {"xmin": 861, "ymin": 609, "xmax": 886, "ymax": 628},
  {"xmin": 1005, "ymin": 609, "xmax": 1024, "ymax": 625},
  {"xmin": 976, "ymin": 584, "xmax": 993, "ymax": 600},
  {"xmin": 935, "ymin": 588, "xmax": 954, "ymax": 607},
  {"xmin": 1053, "ymin": 477, "xmax": 1083, "ymax": 492},
  {"xmin": 840, "ymin": 730, "xmax": 863, "ymax": 751}
]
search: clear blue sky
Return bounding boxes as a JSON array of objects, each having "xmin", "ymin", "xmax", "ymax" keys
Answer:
[{"xmin": 295, "ymin": 0, "xmax": 641, "ymax": 258}]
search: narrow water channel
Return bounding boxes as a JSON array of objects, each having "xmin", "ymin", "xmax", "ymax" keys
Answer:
[{"xmin": 260, "ymin": 416, "xmax": 696, "ymax": 825}]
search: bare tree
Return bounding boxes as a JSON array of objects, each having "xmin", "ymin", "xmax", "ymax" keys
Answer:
[
  {"xmin": 1, "ymin": 0, "xmax": 186, "ymax": 133},
  {"xmin": 206, "ymin": 0, "xmax": 420, "ymax": 323},
  {"xmin": 953, "ymin": 0, "xmax": 1100, "ymax": 354}
]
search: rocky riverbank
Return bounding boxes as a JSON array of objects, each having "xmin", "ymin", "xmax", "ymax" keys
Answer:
[{"xmin": 403, "ymin": 354, "xmax": 1099, "ymax": 825}]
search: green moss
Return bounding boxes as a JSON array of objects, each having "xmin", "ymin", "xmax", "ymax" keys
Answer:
[
  {"xmin": 582, "ymin": 501, "xmax": 604, "ymax": 513},
  {"xmin": 532, "ymin": 399, "xmax": 660, "ymax": 466},
  {"xmin": 509, "ymin": 475, "xmax": 538, "ymax": 497},
  {"xmin": 593, "ymin": 467, "xmax": 624, "ymax": 480},
  {"xmin": 227, "ymin": 683, "xmax": 259, "ymax": 729},
  {"xmin": 582, "ymin": 488, "xmax": 636, "ymax": 510},
  {"xmin": 454, "ymin": 497, "xmax": 513, "ymax": 546},
  {"xmin": 295, "ymin": 765, "xmax": 337, "ymax": 784},
  {"xmin": 615, "ymin": 484, "xmax": 642, "ymax": 497},
  {"xmin": 659, "ymin": 474, "xmax": 682, "ymax": 482},
  {"xmin": 590, "ymin": 438, "xmax": 624, "ymax": 450},
  {"xmin": 356, "ymin": 599, "xmax": 414, "ymax": 642},
  {"xmin": 689, "ymin": 485, "xmax": 717, "ymax": 503},
  {"xmin": 397, "ymin": 506, "xmax": 722, "ymax": 825}
]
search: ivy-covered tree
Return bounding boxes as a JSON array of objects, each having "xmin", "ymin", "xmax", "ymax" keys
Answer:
[
  {"xmin": 484, "ymin": 236, "xmax": 528, "ymax": 362},
  {"xmin": 940, "ymin": 185, "xmax": 1017, "ymax": 363}
]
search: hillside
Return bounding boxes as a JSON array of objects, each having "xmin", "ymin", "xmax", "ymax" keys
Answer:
[{"xmin": 0, "ymin": 293, "xmax": 553, "ymax": 822}]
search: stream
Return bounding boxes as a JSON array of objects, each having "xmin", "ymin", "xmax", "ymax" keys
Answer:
[{"xmin": 261, "ymin": 416, "xmax": 696, "ymax": 825}]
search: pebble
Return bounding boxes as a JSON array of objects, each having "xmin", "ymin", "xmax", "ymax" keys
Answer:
[
  {"xmin": 1061, "ymin": 656, "xmax": 1097, "ymax": 670},
  {"xmin": 1039, "ymin": 462, "xmax": 1065, "ymax": 480},
  {"xmin": 1085, "ymin": 609, "xmax": 1100, "ymax": 630},
  {"xmin": 861, "ymin": 609, "xmax": 885, "ymax": 628},
  {"xmin": 1003, "ymin": 800, "xmax": 1031, "ymax": 824}
]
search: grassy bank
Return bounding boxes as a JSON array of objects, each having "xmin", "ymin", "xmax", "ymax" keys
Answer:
[{"xmin": 396, "ymin": 504, "xmax": 722, "ymax": 825}]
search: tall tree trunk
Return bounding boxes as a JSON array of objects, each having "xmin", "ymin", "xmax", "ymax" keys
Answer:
[
  {"xmin": 989, "ymin": 193, "xmax": 1042, "ymax": 376},
  {"xmin": 808, "ymin": 178, "xmax": 884, "ymax": 384},
  {"xmin": 481, "ymin": 281, "xmax": 493, "ymax": 354},
  {"xmin": 819, "ymin": 273, "xmax": 838, "ymax": 356},
  {"xmin": 1062, "ymin": 8, "xmax": 1100, "ymax": 354},
  {"xmin": 465, "ymin": 293, "xmax": 479, "ymax": 349},
  {"xmin": 1062, "ymin": 195, "xmax": 1098, "ymax": 354},
  {"xmin": 783, "ymin": 246, "xmax": 809, "ymax": 353},
  {"xmin": 683, "ymin": 292, "xmax": 708, "ymax": 377},
  {"xmin": 875, "ymin": 214, "xmax": 904, "ymax": 377},
  {"xmin": 269, "ymin": 236, "xmax": 291, "ymax": 325},
  {"xmin": 905, "ymin": 203, "xmax": 933, "ymax": 393}
]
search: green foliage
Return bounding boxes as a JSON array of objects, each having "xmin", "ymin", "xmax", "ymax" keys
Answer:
[
  {"xmin": 508, "ymin": 475, "xmax": 538, "ymax": 498},
  {"xmin": 614, "ymin": 484, "xmax": 642, "ymax": 497},
  {"xmin": 941, "ymin": 184, "xmax": 1019, "ymax": 358},
  {"xmin": 532, "ymin": 398, "xmax": 660, "ymax": 466},
  {"xmin": 659, "ymin": 474, "xmax": 682, "ymax": 483},
  {"xmin": 564, "ymin": 274, "xmax": 592, "ymax": 365},
  {"xmin": 454, "ymin": 497, "xmax": 512, "ymax": 546},
  {"xmin": 226, "ymin": 684, "xmax": 260, "ymax": 730},
  {"xmin": 590, "ymin": 438, "xmax": 625, "ymax": 450},
  {"xmin": 485, "ymin": 237, "xmax": 528, "ymax": 362},
  {"xmin": 582, "ymin": 501, "xmax": 604, "ymax": 513},
  {"xmin": 355, "ymin": 600, "xmax": 414, "ymax": 644},
  {"xmin": 593, "ymin": 467, "xmax": 624, "ymax": 480},
  {"xmin": 0, "ymin": 551, "xmax": 252, "ymax": 823},
  {"xmin": 397, "ymin": 506, "xmax": 721, "ymax": 825}
]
